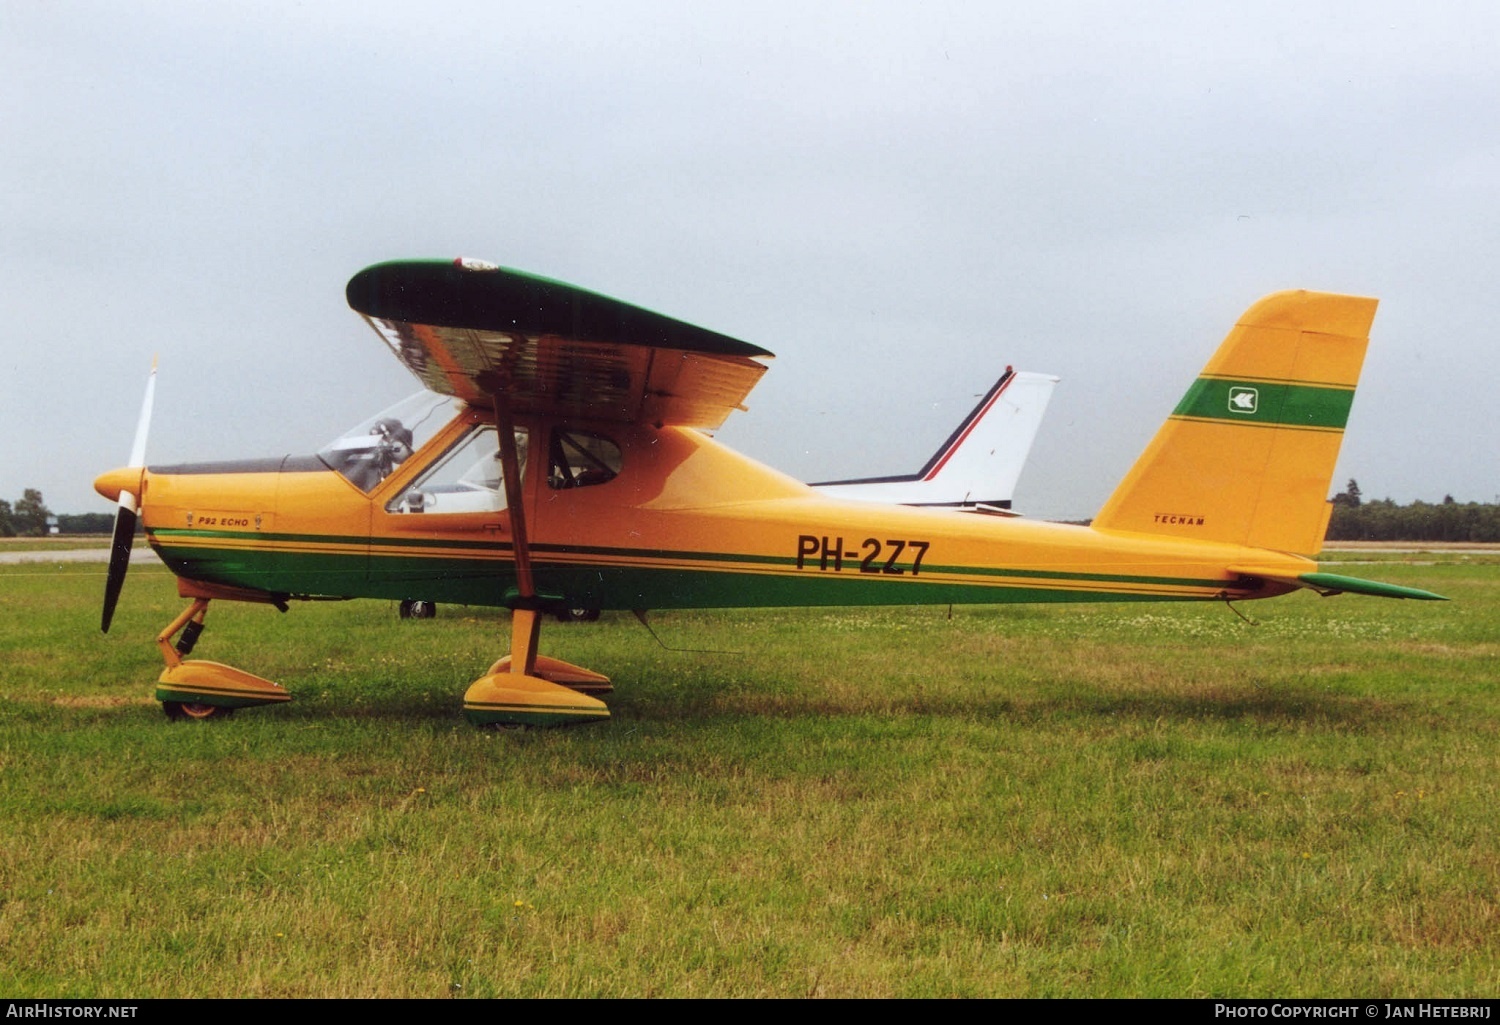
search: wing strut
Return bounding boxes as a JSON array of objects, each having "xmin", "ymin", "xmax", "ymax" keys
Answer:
[
  {"xmin": 458, "ymin": 389, "xmax": 611, "ymax": 727},
  {"xmin": 492, "ymin": 397, "xmax": 535, "ymax": 602},
  {"xmin": 492, "ymin": 395, "xmax": 541, "ymax": 680}
]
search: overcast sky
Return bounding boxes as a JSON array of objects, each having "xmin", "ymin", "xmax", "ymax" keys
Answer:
[{"xmin": 4, "ymin": 1, "xmax": 1496, "ymax": 520}]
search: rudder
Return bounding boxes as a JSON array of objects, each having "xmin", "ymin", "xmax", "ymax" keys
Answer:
[{"xmin": 1092, "ymin": 290, "xmax": 1377, "ymax": 556}]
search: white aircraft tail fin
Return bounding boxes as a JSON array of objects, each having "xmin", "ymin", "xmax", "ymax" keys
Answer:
[{"xmin": 812, "ymin": 368, "xmax": 1058, "ymax": 509}]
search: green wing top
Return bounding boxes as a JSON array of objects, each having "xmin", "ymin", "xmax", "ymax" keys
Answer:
[{"xmin": 346, "ymin": 259, "xmax": 772, "ymax": 429}]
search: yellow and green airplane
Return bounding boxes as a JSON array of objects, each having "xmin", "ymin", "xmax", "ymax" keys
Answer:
[{"xmin": 95, "ymin": 258, "xmax": 1444, "ymax": 727}]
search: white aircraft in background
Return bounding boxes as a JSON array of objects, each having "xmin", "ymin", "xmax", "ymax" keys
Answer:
[{"xmin": 811, "ymin": 367, "xmax": 1058, "ymax": 513}]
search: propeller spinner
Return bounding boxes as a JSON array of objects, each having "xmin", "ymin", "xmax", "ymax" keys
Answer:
[{"xmin": 101, "ymin": 360, "xmax": 156, "ymax": 633}]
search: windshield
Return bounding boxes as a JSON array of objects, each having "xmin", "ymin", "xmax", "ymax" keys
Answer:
[{"xmin": 318, "ymin": 391, "xmax": 463, "ymax": 492}]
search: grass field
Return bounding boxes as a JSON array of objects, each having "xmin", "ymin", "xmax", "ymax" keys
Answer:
[{"xmin": 0, "ymin": 546, "xmax": 1495, "ymax": 997}]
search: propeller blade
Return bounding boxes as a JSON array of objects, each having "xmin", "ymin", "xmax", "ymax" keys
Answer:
[
  {"xmin": 101, "ymin": 497, "xmax": 136, "ymax": 633},
  {"xmin": 127, "ymin": 358, "xmax": 157, "ymax": 468},
  {"xmin": 101, "ymin": 360, "xmax": 157, "ymax": 633}
]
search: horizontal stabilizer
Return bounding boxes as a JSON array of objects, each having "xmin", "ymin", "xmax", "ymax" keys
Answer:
[
  {"xmin": 1296, "ymin": 572, "xmax": 1447, "ymax": 601},
  {"xmin": 1231, "ymin": 566, "xmax": 1447, "ymax": 601}
]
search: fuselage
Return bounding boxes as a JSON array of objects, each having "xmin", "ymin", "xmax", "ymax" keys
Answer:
[{"xmin": 99, "ymin": 405, "xmax": 1310, "ymax": 612}]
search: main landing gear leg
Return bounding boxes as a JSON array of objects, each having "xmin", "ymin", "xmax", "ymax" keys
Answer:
[
  {"xmin": 462, "ymin": 607, "xmax": 610, "ymax": 728},
  {"xmin": 463, "ymin": 387, "xmax": 609, "ymax": 729},
  {"xmin": 154, "ymin": 597, "xmax": 290, "ymax": 720}
]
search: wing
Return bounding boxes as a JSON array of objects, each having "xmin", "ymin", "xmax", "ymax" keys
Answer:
[{"xmin": 346, "ymin": 259, "xmax": 772, "ymax": 429}]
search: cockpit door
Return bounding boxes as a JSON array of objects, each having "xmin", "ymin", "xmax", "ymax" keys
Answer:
[{"xmin": 368, "ymin": 412, "xmax": 537, "ymax": 606}]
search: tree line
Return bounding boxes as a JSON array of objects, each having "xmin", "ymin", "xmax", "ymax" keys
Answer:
[
  {"xmin": 0, "ymin": 489, "xmax": 119, "ymax": 536},
  {"xmin": 0, "ymin": 489, "xmax": 53, "ymax": 537},
  {"xmin": 1327, "ymin": 480, "xmax": 1500, "ymax": 543}
]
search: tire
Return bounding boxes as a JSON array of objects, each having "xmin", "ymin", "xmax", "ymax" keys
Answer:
[
  {"xmin": 399, "ymin": 600, "xmax": 437, "ymax": 619},
  {"xmin": 556, "ymin": 607, "xmax": 601, "ymax": 623},
  {"xmin": 163, "ymin": 701, "xmax": 233, "ymax": 721}
]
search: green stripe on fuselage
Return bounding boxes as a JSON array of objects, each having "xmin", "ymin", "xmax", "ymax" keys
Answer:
[
  {"xmin": 526, "ymin": 564, "xmax": 1222, "ymax": 610},
  {"xmin": 152, "ymin": 536, "xmax": 1240, "ymax": 609},
  {"xmin": 156, "ymin": 527, "xmax": 1230, "ymax": 591},
  {"xmin": 152, "ymin": 543, "xmax": 370, "ymax": 597}
]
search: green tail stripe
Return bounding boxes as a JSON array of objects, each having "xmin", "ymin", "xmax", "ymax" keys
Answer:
[{"xmin": 1174, "ymin": 378, "xmax": 1354, "ymax": 429}]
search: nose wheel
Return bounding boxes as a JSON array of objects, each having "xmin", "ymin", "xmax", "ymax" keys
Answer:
[
  {"xmin": 152, "ymin": 596, "xmax": 291, "ymax": 718},
  {"xmin": 163, "ymin": 701, "xmax": 234, "ymax": 721}
]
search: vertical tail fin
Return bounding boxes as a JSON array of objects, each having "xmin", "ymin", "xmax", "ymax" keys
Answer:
[{"xmin": 1092, "ymin": 291, "xmax": 1377, "ymax": 556}]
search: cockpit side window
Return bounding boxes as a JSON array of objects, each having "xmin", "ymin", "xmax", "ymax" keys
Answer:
[
  {"xmin": 548, "ymin": 429, "xmax": 622, "ymax": 490},
  {"xmin": 386, "ymin": 425, "xmax": 529, "ymax": 514}
]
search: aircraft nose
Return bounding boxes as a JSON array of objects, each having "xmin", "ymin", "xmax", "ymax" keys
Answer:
[{"xmin": 94, "ymin": 466, "xmax": 142, "ymax": 502}]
